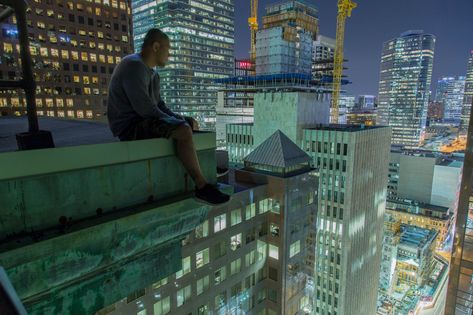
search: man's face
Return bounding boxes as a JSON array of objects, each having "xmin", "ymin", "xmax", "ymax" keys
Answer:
[{"xmin": 153, "ymin": 39, "xmax": 170, "ymax": 67}]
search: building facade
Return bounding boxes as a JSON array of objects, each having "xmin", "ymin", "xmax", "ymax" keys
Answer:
[
  {"xmin": 386, "ymin": 199, "xmax": 452, "ymax": 249},
  {"xmin": 131, "ymin": 0, "xmax": 235, "ymax": 130},
  {"xmin": 435, "ymin": 76, "xmax": 466, "ymax": 125},
  {"xmin": 302, "ymin": 125, "xmax": 391, "ymax": 315},
  {"xmin": 377, "ymin": 30, "xmax": 435, "ymax": 148},
  {"xmin": 446, "ymin": 91, "xmax": 473, "ymax": 315},
  {"xmin": 0, "ymin": 0, "xmax": 133, "ymax": 119},
  {"xmin": 460, "ymin": 51, "xmax": 473, "ymax": 134},
  {"xmin": 99, "ymin": 131, "xmax": 319, "ymax": 315}
]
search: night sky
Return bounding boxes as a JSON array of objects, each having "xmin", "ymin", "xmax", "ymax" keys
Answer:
[{"xmin": 234, "ymin": 0, "xmax": 473, "ymax": 96}]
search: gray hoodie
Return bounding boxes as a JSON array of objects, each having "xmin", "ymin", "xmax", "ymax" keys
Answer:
[{"xmin": 107, "ymin": 53, "xmax": 183, "ymax": 137}]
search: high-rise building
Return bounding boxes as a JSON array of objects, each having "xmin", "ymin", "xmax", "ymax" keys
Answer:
[
  {"xmin": 446, "ymin": 93, "xmax": 473, "ymax": 315},
  {"xmin": 256, "ymin": 0, "xmax": 317, "ymax": 75},
  {"xmin": 460, "ymin": 51, "xmax": 473, "ymax": 133},
  {"xmin": 387, "ymin": 148, "xmax": 462, "ymax": 210},
  {"xmin": 357, "ymin": 95, "xmax": 376, "ymax": 109},
  {"xmin": 312, "ymin": 35, "xmax": 335, "ymax": 82},
  {"xmin": 99, "ymin": 130, "xmax": 320, "ymax": 315},
  {"xmin": 378, "ymin": 30, "xmax": 435, "ymax": 148},
  {"xmin": 435, "ymin": 76, "xmax": 466, "ymax": 125},
  {"xmin": 428, "ymin": 101, "xmax": 445, "ymax": 122},
  {"xmin": 131, "ymin": 0, "xmax": 235, "ymax": 130},
  {"xmin": 302, "ymin": 125, "xmax": 391, "ymax": 315},
  {"xmin": 0, "ymin": 0, "xmax": 134, "ymax": 119}
]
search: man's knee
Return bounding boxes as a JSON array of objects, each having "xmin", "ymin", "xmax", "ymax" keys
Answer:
[{"xmin": 171, "ymin": 123, "xmax": 192, "ymax": 140}]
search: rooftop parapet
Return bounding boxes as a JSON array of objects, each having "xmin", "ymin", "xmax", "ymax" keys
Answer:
[{"xmin": 0, "ymin": 130, "xmax": 218, "ymax": 314}]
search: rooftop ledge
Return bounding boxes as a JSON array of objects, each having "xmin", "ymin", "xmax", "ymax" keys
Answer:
[{"xmin": 0, "ymin": 131, "xmax": 219, "ymax": 314}]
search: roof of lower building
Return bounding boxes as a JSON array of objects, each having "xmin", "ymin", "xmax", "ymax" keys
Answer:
[{"xmin": 244, "ymin": 129, "xmax": 310, "ymax": 168}]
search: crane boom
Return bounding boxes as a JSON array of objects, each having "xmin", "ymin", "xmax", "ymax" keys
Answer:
[
  {"xmin": 248, "ymin": 0, "xmax": 258, "ymax": 62},
  {"xmin": 331, "ymin": 0, "xmax": 356, "ymax": 123}
]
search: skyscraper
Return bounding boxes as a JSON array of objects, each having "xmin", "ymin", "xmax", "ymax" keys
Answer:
[
  {"xmin": 378, "ymin": 30, "xmax": 435, "ymax": 148},
  {"xmin": 435, "ymin": 76, "xmax": 466, "ymax": 125},
  {"xmin": 461, "ymin": 51, "xmax": 473, "ymax": 133},
  {"xmin": 97, "ymin": 130, "xmax": 319, "ymax": 315},
  {"xmin": 0, "ymin": 0, "xmax": 134, "ymax": 119},
  {"xmin": 303, "ymin": 125, "xmax": 391, "ymax": 315},
  {"xmin": 131, "ymin": 0, "xmax": 235, "ymax": 130},
  {"xmin": 446, "ymin": 94, "xmax": 473, "ymax": 315}
]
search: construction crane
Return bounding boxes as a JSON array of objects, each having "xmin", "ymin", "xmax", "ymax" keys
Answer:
[
  {"xmin": 248, "ymin": 0, "xmax": 258, "ymax": 62},
  {"xmin": 331, "ymin": 0, "xmax": 357, "ymax": 123}
]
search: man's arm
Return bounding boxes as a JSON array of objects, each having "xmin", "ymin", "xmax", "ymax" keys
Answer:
[
  {"xmin": 122, "ymin": 63, "xmax": 171, "ymax": 119},
  {"xmin": 157, "ymin": 99, "xmax": 184, "ymax": 120}
]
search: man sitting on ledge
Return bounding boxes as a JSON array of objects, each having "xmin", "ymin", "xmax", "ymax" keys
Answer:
[{"xmin": 107, "ymin": 28, "xmax": 230, "ymax": 205}]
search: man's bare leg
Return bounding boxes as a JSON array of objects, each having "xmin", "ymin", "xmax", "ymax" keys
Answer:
[{"xmin": 171, "ymin": 124, "xmax": 207, "ymax": 189}]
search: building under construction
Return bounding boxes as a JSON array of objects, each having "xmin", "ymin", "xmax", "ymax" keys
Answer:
[{"xmin": 216, "ymin": 0, "xmax": 349, "ymax": 148}]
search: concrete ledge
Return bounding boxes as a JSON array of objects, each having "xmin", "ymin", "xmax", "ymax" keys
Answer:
[
  {"xmin": 0, "ymin": 132, "xmax": 217, "ymax": 240},
  {"xmin": 0, "ymin": 132, "xmax": 216, "ymax": 181}
]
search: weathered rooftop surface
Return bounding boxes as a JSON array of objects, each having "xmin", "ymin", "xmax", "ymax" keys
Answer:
[
  {"xmin": 0, "ymin": 117, "xmax": 116, "ymax": 153},
  {"xmin": 0, "ymin": 126, "xmax": 218, "ymax": 314}
]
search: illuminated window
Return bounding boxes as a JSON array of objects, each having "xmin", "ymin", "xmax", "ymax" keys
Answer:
[
  {"xmin": 71, "ymin": 51, "xmax": 79, "ymax": 60},
  {"xmin": 230, "ymin": 233, "xmax": 242, "ymax": 251},
  {"xmin": 56, "ymin": 99, "xmax": 64, "ymax": 107},
  {"xmin": 81, "ymin": 52, "xmax": 88, "ymax": 61},
  {"xmin": 40, "ymin": 47, "xmax": 48, "ymax": 57},
  {"xmin": 76, "ymin": 110, "xmax": 84, "ymax": 119},
  {"xmin": 214, "ymin": 266, "xmax": 226, "ymax": 285},
  {"xmin": 196, "ymin": 248, "xmax": 209, "ymax": 268},
  {"xmin": 195, "ymin": 220, "xmax": 208, "ymax": 239},
  {"xmin": 66, "ymin": 99, "xmax": 73, "ymax": 107},
  {"xmin": 230, "ymin": 209, "xmax": 241, "ymax": 226},
  {"xmin": 107, "ymin": 56, "xmax": 114, "ymax": 64},
  {"xmin": 3, "ymin": 43, "xmax": 13, "ymax": 53},
  {"xmin": 289, "ymin": 240, "xmax": 301, "ymax": 258},
  {"xmin": 51, "ymin": 49, "xmax": 59, "ymax": 57},
  {"xmin": 230, "ymin": 258, "xmax": 241, "ymax": 275},
  {"xmin": 83, "ymin": 76, "xmax": 90, "ymax": 84},
  {"xmin": 73, "ymin": 76, "xmax": 80, "ymax": 83},
  {"xmin": 61, "ymin": 50, "xmax": 69, "ymax": 59},
  {"xmin": 175, "ymin": 256, "xmax": 191, "ymax": 279},
  {"xmin": 196, "ymin": 275, "xmax": 209, "ymax": 295},
  {"xmin": 176, "ymin": 285, "xmax": 191, "ymax": 307},
  {"xmin": 269, "ymin": 244, "xmax": 279, "ymax": 260},
  {"xmin": 90, "ymin": 53, "xmax": 97, "ymax": 62},
  {"xmin": 84, "ymin": 87, "xmax": 91, "ymax": 95},
  {"xmin": 246, "ymin": 203, "xmax": 256, "ymax": 220},
  {"xmin": 214, "ymin": 214, "xmax": 226, "ymax": 233},
  {"xmin": 153, "ymin": 296, "xmax": 170, "ymax": 315},
  {"xmin": 45, "ymin": 99, "xmax": 54, "ymax": 107},
  {"xmin": 67, "ymin": 110, "xmax": 75, "ymax": 117},
  {"xmin": 86, "ymin": 110, "xmax": 93, "ymax": 118},
  {"xmin": 99, "ymin": 55, "xmax": 106, "ymax": 63},
  {"xmin": 35, "ymin": 99, "xmax": 43, "ymax": 107},
  {"xmin": 57, "ymin": 110, "xmax": 65, "ymax": 117}
]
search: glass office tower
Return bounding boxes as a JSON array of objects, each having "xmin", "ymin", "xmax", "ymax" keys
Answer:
[
  {"xmin": 131, "ymin": 0, "xmax": 235, "ymax": 130},
  {"xmin": 435, "ymin": 76, "xmax": 466, "ymax": 125},
  {"xmin": 378, "ymin": 30, "xmax": 435, "ymax": 148},
  {"xmin": 461, "ymin": 51, "xmax": 473, "ymax": 134}
]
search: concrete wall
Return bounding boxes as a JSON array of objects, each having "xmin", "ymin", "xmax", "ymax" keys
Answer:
[
  {"xmin": 253, "ymin": 92, "xmax": 330, "ymax": 147},
  {"xmin": 398, "ymin": 154, "xmax": 436, "ymax": 204},
  {"xmin": 431, "ymin": 165, "xmax": 462, "ymax": 208}
]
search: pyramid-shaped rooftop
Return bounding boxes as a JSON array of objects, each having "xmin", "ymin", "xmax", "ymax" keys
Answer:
[{"xmin": 244, "ymin": 130, "xmax": 311, "ymax": 168}]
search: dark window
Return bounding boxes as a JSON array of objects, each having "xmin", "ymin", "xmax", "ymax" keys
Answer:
[
  {"xmin": 121, "ymin": 24, "xmax": 127, "ymax": 32},
  {"xmin": 268, "ymin": 267, "xmax": 278, "ymax": 281},
  {"xmin": 82, "ymin": 65, "xmax": 89, "ymax": 72},
  {"xmin": 78, "ymin": 16, "xmax": 84, "ymax": 24},
  {"xmin": 108, "ymin": 67, "xmax": 114, "ymax": 74},
  {"xmin": 113, "ymin": 23, "xmax": 119, "ymax": 31},
  {"xmin": 100, "ymin": 66, "xmax": 106, "ymax": 74},
  {"xmin": 92, "ymin": 65, "xmax": 97, "ymax": 73},
  {"xmin": 88, "ymin": 18, "xmax": 94, "ymax": 26},
  {"xmin": 63, "ymin": 63, "xmax": 70, "ymax": 71},
  {"xmin": 74, "ymin": 87, "xmax": 81, "ymax": 95},
  {"xmin": 68, "ymin": 14, "xmax": 74, "ymax": 22},
  {"xmin": 343, "ymin": 144, "xmax": 348, "ymax": 156},
  {"xmin": 73, "ymin": 64, "xmax": 79, "ymax": 71}
]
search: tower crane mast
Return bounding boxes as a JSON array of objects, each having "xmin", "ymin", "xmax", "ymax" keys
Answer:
[
  {"xmin": 331, "ymin": 0, "xmax": 357, "ymax": 123},
  {"xmin": 248, "ymin": 0, "xmax": 258, "ymax": 62}
]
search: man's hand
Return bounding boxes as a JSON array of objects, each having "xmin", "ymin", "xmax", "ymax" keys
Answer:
[{"xmin": 184, "ymin": 116, "xmax": 199, "ymax": 131}]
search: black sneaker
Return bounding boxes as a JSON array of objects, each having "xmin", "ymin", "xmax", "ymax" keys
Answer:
[{"xmin": 195, "ymin": 184, "xmax": 230, "ymax": 205}]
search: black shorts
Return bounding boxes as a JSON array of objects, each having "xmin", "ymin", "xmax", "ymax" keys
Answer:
[{"xmin": 118, "ymin": 117, "xmax": 189, "ymax": 141}]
